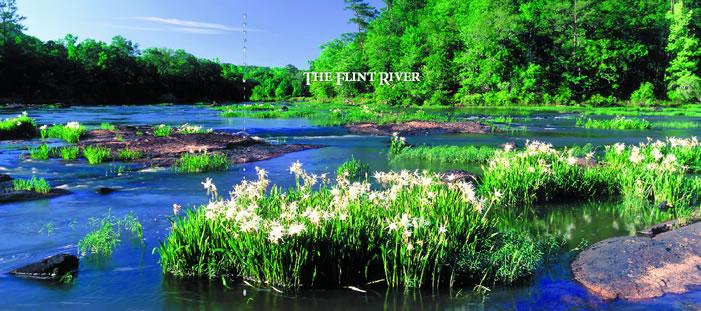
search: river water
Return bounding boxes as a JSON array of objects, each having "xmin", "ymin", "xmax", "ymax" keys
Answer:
[{"xmin": 0, "ymin": 104, "xmax": 699, "ymax": 310}]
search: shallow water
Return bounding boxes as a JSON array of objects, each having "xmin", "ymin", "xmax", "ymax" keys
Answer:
[{"xmin": 0, "ymin": 104, "xmax": 699, "ymax": 310}]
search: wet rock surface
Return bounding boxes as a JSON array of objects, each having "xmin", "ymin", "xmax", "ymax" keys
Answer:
[
  {"xmin": 345, "ymin": 121, "xmax": 492, "ymax": 136},
  {"xmin": 96, "ymin": 187, "xmax": 118, "ymax": 195},
  {"xmin": 9, "ymin": 254, "xmax": 79, "ymax": 279},
  {"xmin": 0, "ymin": 176, "xmax": 71, "ymax": 204},
  {"xmin": 76, "ymin": 126, "xmax": 322, "ymax": 167},
  {"xmin": 439, "ymin": 170, "xmax": 481, "ymax": 184},
  {"xmin": 571, "ymin": 222, "xmax": 701, "ymax": 300}
]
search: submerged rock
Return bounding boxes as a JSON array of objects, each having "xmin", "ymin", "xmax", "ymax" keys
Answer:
[
  {"xmin": 345, "ymin": 121, "xmax": 491, "ymax": 136},
  {"xmin": 96, "ymin": 187, "xmax": 118, "ymax": 195},
  {"xmin": 9, "ymin": 254, "xmax": 79, "ymax": 279},
  {"xmin": 0, "ymin": 189, "xmax": 71, "ymax": 204},
  {"xmin": 571, "ymin": 222, "xmax": 701, "ymax": 300}
]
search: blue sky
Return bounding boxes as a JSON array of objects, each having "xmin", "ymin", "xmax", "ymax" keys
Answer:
[{"xmin": 16, "ymin": 0, "xmax": 385, "ymax": 69}]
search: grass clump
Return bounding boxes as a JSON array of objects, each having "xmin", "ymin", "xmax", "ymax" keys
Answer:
[
  {"xmin": 83, "ymin": 146, "xmax": 111, "ymax": 164},
  {"xmin": 29, "ymin": 144, "xmax": 52, "ymax": 160},
  {"xmin": 336, "ymin": 156, "xmax": 370, "ymax": 181},
  {"xmin": 159, "ymin": 166, "xmax": 557, "ymax": 290},
  {"xmin": 391, "ymin": 145, "xmax": 497, "ymax": 164},
  {"xmin": 212, "ymin": 103, "xmax": 277, "ymax": 111},
  {"xmin": 13, "ymin": 176, "xmax": 51, "ymax": 194},
  {"xmin": 117, "ymin": 148, "xmax": 142, "ymax": 161},
  {"xmin": 43, "ymin": 122, "xmax": 87, "ymax": 143},
  {"xmin": 389, "ymin": 133, "xmax": 410, "ymax": 155},
  {"xmin": 650, "ymin": 121, "xmax": 701, "ymax": 129},
  {"xmin": 58, "ymin": 146, "xmax": 80, "ymax": 160},
  {"xmin": 100, "ymin": 123, "xmax": 116, "ymax": 130},
  {"xmin": 174, "ymin": 152, "xmax": 230, "ymax": 173},
  {"xmin": 77, "ymin": 211, "xmax": 143, "ymax": 256},
  {"xmin": 577, "ymin": 116, "xmax": 651, "ymax": 130},
  {"xmin": 154, "ymin": 124, "xmax": 171, "ymax": 136},
  {"xmin": 0, "ymin": 112, "xmax": 37, "ymax": 140}
]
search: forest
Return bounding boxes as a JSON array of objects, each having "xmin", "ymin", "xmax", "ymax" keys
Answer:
[{"xmin": 1, "ymin": 0, "xmax": 700, "ymax": 106}]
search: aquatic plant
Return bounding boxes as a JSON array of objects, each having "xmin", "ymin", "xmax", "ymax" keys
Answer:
[
  {"xmin": 577, "ymin": 116, "xmax": 651, "ymax": 130},
  {"xmin": 44, "ymin": 122, "xmax": 87, "ymax": 143},
  {"xmin": 29, "ymin": 144, "xmax": 52, "ymax": 160},
  {"xmin": 0, "ymin": 112, "xmax": 37, "ymax": 140},
  {"xmin": 177, "ymin": 123, "xmax": 212, "ymax": 134},
  {"xmin": 173, "ymin": 152, "xmax": 230, "ymax": 173},
  {"xmin": 650, "ymin": 121, "xmax": 701, "ymax": 128},
  {"xmin": 117, "ymin": 148, "xmax": 142, "ymax": 161},
  {"xmin": 391, "ymin": 145, "xmax": 497, "ymax": 164},
  {"xmin": 13, "ymin": 176, "xmax": 51, "ymax": 194},
  {"xmin": 100, "ymin": 122, "xmax": 116, "ymax": 130},
  {"xmin": 389, "ymin": 133, "xmax": 410, "ymax": 155},
  {"xmin": 78, "ymin": 211, "xmax": 143, "ymax": 256},
  {"xmin": 212, "ymin": 103, "xmax": 277, "ymax": 111},
  {"xmin": 83, "ymin": 146, "xmax": 111, "ymax": 164},
  {"xmin": 58, "ymin": 146, "xmax": 80, "ymax": 160},
  {"xmin": 336, "ymin": 156, "xmax": 370, "ymax": 181},
  {"xmin": 159, "ymin": 166, "xmax": 557, "ymax": 290},
  {"xmin": 39, "ymin": 222, "xmax": 57, "ymax": 238},
  {"xmin": 154, "ymin": 124, "xmax": 171, "ymax": 136}
]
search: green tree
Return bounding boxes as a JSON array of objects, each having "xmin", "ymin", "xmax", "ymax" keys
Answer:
[
  {"xmin": 0, "ymin": 0, "xmax": 25, "ymax": 46},
  {"xmin": 666, "ymin": 1, "xmax": 701, "ymax": 103}
]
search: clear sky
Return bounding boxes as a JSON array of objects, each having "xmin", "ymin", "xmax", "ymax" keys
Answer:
[{"xmin": 15, "ymin": 0, "xmax": 385, "ymax": 69}]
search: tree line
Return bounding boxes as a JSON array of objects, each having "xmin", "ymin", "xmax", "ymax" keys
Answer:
[
  {"xmin": 310, "ymin": 0, "xmax": 701, "ymax": 106},
  {"xmin": 0, "ymin": 0, "xmax": 307, "ymax": 105}
]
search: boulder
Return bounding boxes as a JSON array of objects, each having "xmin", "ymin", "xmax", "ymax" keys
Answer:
[
  {"xmin": 96, "ymin": 187, "xmax": 118, "ymax": 195},
  {"xmin": 571, "ymin": 222, "xmax": 701, "ymax": 300},
  {"xmin": 345, "ymin": 121, "xmax": 492, "ymax": 136},
  {"xmin": 0, "ymin": 188, "xmax": 71, "ymax": 204},
  {"xmin": 9, "ymin": 254, "xmax": 79, "ymax": 279}
]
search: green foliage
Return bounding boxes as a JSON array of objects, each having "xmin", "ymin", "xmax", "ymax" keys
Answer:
[
  {"xmin": 29, "ymin": 144, "xmax": 52, "ymax": 159},
  {"xmin": 666, "ymin": 2, "xmax": 701, "ymax": 103},
  {"xmin": 13, "ymin": 176, "xmax": 50, "ymax": 193},
  {"xmin": 153, "ymin": 124, "xmax": 171, "ymax": 136},
  {"xmin": 83, "ymin": 146, "xmax": 111, "ymax": 164},
  {"xmin": 391, "ymin": 145, "xmax": 497, "ymax": 164},
  {"xmin": 630, "ymin": 82, "xmax": 656, "ymax": 106},
  {"xmin": 173, "ymin": 152, "xmax": 230, "ymax": 173},
  {"xmin": 39, "ymin": 222, "xmax": 57, "ymax": 238},
  {"xmin": 100, "ymin": 122, "xmax": 116, "ymax": 130},
  {"xmin": 58, "ymin": 146, "xmax": 80, "ymax": 160},
  {"xmin": 577, "ymin": 116, "xmax": 651, "ymax": 130},
  {"xmin": 44, "ymin": 122, "xmax": 87, "ymax": 143},
  {"xmin": 0, "ymin": 113, "xmax": 36, "ymax": 140},
  {"xmin": 117, "ymin": 148, "xmax": 142, "ymax": 161},
  {"xmin": 389, "ymin": 134, "xmax": 409, "ymax": 155},
  {"xmin": 336, "ymin": 156, "xmax": 370, "ymax": 181},
  {"xmin": 651, "ymin": 121, "xmax": 701, "ymax": 128},
  {"xmin": 159, "ymin": 168, "xmax": 553, "ymax": 289},
  {"xmin": 78, "ymin": 211, "xmax": 143, "ymax": 256}
]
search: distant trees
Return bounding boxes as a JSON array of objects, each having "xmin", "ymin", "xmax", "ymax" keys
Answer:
[
  {"xmin": 0, "ymin": 0, "xmax": 25, "ymax": 46},
  {"xmin": 666, "ymin": 1, "xmax": 701, "ymax": 103}
]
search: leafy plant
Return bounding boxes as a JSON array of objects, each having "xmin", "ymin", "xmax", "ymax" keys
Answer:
[
  {"xmin": 77, "ymin": 211, "xmax": 143, "ymax": 256},
  {"xmin": 336, "ymin": 156, "xmax": 370, "ymax": 181},
  {"xmin": 58, "ymin": 146, "xmax": 80, "ymax": 160},
  {"xmin": 154, "ymin": 124, "xmax": 171, "ymax": 136},
  {"xmin": 13, "ymin": 176, "xmax": 51, "ymax": 193},
  {"xmin": 29, "ymin": 144, "xmax": 52, "ymax": 160},
  {"xmin": 100, "ymin": 123, "xmax": 116, "ymax": 130},
  {"xmin": 117, "ymin": 148, "xmax": 142, "ymax": 161},
  {"xmin": 173, "ymin": 152, "xmax": 230, "ymax": 173},
  {"xmin": 83, "ymin": 146, "xmax": 111, "ymax": 164}
]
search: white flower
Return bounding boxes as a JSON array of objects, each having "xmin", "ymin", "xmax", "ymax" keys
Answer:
[
  {"xmin": 201, "ymin": 177, "xmax": 217, "ymax": 194},
  {"xmin": 289, "ymin": 161, "xmax": 303, "ymax": 175},
  {"xmin": 268, "ymin": 223, "xmax": 286, "ymax": 243},
  {"xmin": 438, "ymin": 225, "xmax": 447, "ymax": 235},
  {"xmin": 288, "ymin": 223, "xmax": 305, "ymax": 236}
]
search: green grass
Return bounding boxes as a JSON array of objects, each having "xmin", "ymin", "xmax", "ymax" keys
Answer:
[
  {"xmin": 392, "ymin": 145, "xmax": 498, "ymax": 164},
  {"xmin": 0, "ymin": 113, "xmax": 37, "ymax": 140},
  {"xmin": 173, "ymin": 152, "xmax": 231, "ymax": 173},
  {"xmin": 154, "ymin": 124, "xmax": 171, "ymax": 136},
  {"xmin": 117, "ymin": 148, "xmax": 143, "ymax": 161},
  {"xmin": 336, "ymin": 156, "xmax": 370, "ymax": 181},
  {"xmin": 212, "ymin": 103, "xmax": 278, "ymax": 111},
  {"xmin": 29, "ymin": 144, "xmax": 52, "ymax": 160},
  {"xmin": 83, "ymin": 146, "xmax": 111, "ymax": 164},
  {"xmin": 577, "ymin": 116, "xmax": 651, "ymax": 130},
  {"xmin": 13, "ymin": 176, "xmax": 51, "ymax": 194},
  {"xmin": 389, "ymin": 134, "xmax": 410, "ymax": 155},
  {"xmin": 650, "ymin": 121, "xmax": 701, "ymax": 129},
  {"xmin": 58, "ymin": 146, "xmax": 81, "ymax": 160},
  {"xmin": 159, "ymin": 167, "xmax": 559, "ymax": 290},
  {"xmin": 43, "ymin": 122, "xmax": 87, "ymax": 143},
  {"xmin": 78, "ymin": 211, "xmax": 143, "ymax": 256},
  {"xmin": 100, "ymin": 122, "xmax": 116, "ymax": 130}
]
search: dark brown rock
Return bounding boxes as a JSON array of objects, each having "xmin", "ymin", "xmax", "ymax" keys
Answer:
[
  {"xmin": 571, "ymin": 222, "xmax": 701, "ymax": 300},
  {"xmin": 96, "ymin": 187, "xmax": 118, "ymax": 195},
  {"xmin": 345, "ymin": 121, "xmax": 492, "ymax": 136},
  {"xmin": 0, "ymin": 188, "xmax": 71, "ymax": 204},
  {"xmin": 75, "ymin": 126, "xmax": 322, "ymax": 168},
  {"xmin": 0, "ymin": 174, "xmax": 13, "ymax": 183},
  {"xmin": 9, "ymin": 254, "xmax": 79, "ymax": 279}
]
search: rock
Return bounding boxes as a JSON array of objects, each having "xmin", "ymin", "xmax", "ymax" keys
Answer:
[
  {"xmin": 638, "ymin": 219, "xmax": 678, "ymax": 238},
  {"xmin": 280, "ymin": 106, "xmax": 289, "ymax": 111},
  {"xmin": 9, "ymin": 254, "xmax": 79, "ymax": 279},
  {"xmin": 345, "ymin": 121, "xmax": 492, "ymax": 136},
  {"xmin": 96, "ymin": 187, "xmax": 118, "ymax": 195},
  {"xmin": 656, "ymin": 201, "xmax": 670, "ymax": 212},
  {"xmin": 0, "ymin": 174, "xmax": 13, "ymax": 183},
  {"xmin": 0, "ymin": 189, "xmax": 71, "ymax": 204},
  {"xmin": 498, "ymin": 142, "xmax": 517, "ymax": 151},
  {"xmin": 571, "ymin": 222, "xmax": 701, "ymax": 300},
  {"xmin": 574, "ymin": 157, "xmax": 599, "ymax": 168},
  {"xmin": 440, "ymin": 170, "xmax": 481, "ymax": 184}
]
